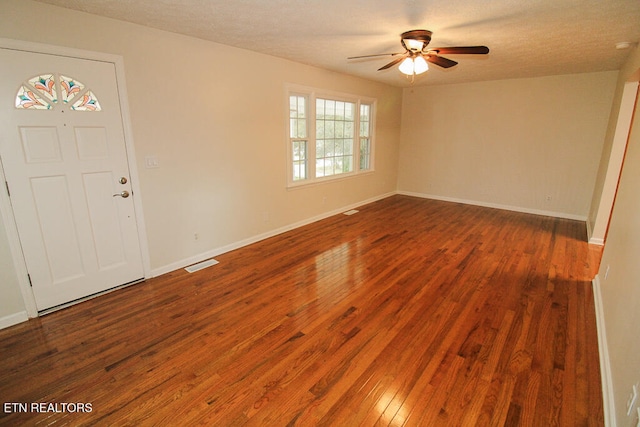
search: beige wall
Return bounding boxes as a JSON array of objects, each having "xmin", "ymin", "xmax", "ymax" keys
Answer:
[
  {"xmin": 595, "ymin": 43, "xmax": 640, "ymax": 426},
  {"xmin": 0, "ymin": 216, "xmax": 24, "ymax": 321},
  {"xmin": 0, "ymin": 0, "xmax": 402, "ymax": 319},
  {"xmin": 398, "ymin": 72, "xmax": 617, "ymax": 219}
]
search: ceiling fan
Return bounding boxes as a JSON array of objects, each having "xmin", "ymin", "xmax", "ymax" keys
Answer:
[{"xmin": 348, "ymin": 29, "xmax": 489, "ymax": 77}]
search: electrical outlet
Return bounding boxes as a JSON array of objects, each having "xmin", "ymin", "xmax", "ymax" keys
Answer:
[{"xmin": 627, "ymin": 384, "xmax": 638, "ymax": 416}]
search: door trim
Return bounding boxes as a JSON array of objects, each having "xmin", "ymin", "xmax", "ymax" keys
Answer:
[
  {"xmin": 588, "ymin": 79, "xmax": 639, "ymax": 245},
  {"xmin": 0, "ymin": 38, "xmax": 151, "ymax": 318}
]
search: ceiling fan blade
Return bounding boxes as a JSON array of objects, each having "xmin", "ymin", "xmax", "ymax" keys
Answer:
[
  {"xmin": 378, "ymin": 55, "xmax": 407, "ymax": 71},
  {"xmin": 428, "ymin": 46, "xmax": 490, "ymax": 55},
  {"xmin": 348, "ymin": 52, "xmax": 404, "ymax": 59},
  {"xmin": 426, "ymin": 55, "xmax": 458, "ymax": 68}
]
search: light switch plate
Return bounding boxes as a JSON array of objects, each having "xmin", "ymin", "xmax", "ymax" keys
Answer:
[{"xmin": 144, "ymin": 155, "xmax": 160, "ymax": 169}]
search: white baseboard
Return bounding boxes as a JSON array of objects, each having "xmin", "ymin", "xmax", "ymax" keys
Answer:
[
  {"xmin": 153, "ymin": 190, "xmax": 589, "ymax": 277},
  {"xmin": 0, "ymin": 311, "xmax": 28, "ymax": 330},
  {"xmin": 592, "ymin": 275, "xmax": 616, "ymax": 427},
  {"xmin": 586, "ymin": 218, "xmax": 606, "ymax": 245},
  {"xmin": 397, "ymin": 191, "xmax": 588, "ymax": 221},
  {"xmin": 151, "ymin": 192, "xmax": 396, "ymax": 277}
]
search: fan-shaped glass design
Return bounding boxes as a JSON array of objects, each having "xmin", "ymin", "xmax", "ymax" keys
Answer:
[
  {"xmin": 27, "ymin": 74, "xmax": 57, "ymax": 103},
  {"xmin": 15, "ymin": 73, "xmax": 101, "ymax": 111},
  {"xmin": 16, "ymin": 85, "xmax": 51, "ymax": 110},
  {"xmin": 71, "ymin": 90, "xmax": 101, "ymax": 111},
  {"xmin": 60, "ymin": 75, "xmax": 85, "ymax": 103}
]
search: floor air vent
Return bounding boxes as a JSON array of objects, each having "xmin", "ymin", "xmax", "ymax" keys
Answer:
[
  {"xmin": 185, "ymin": 258, "xmax": 219, "ymax": 273},
  {"xmin": 343, "ymin": 209, "xmax": 359, "ymax": 216}
]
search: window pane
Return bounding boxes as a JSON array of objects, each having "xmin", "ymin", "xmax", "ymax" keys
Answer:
[
  {"xmin": 297, "ymin": 118, "xmax": 306, "ymax": 138},
  {"xmin": 360, "ymin": 138, "xmax": 370, "ymax": 170},
  {"xmin": 334, "ymin": 158, "xmax": 341, "ymax": 175},
  {"xmin": 293, "ymin": 140, "xmax": 307, "ymax": 160},
  {"xmin": 289, "ymin": 96, "xmax": 298, "ymax": 117},
  {"xmin": 325, "ymin": 158, "xmax": 334, "ymax": 176},
  {"xmin": 316, "ymin": 158, "xmax": 326, "ymax": 177},
  {"xmin": 293, "ymin": 161, "xmax": 306, "ymax": 181},
  {"xmin": 325, "ymin": 140, "xmax": 334, "ymax": 156},
  {"xmin": 316, "ymin": 139, "xmax": 325, "ymax": 157},
  {"xmin": 325, "ymin": 100, "xmax": 335, "ymax": 118},
  {"xmin": 325, "ymin": 121, "xmax": 334, "ymax": 138},
  {"xmin": 315, "ymin": 97, "xmax": 356, "ymax": 179},
  {"xmin": 345, "ymin": 103, "xmax": 355, "ymax": 120},
  {"xmin": 290, "ymin": 95, "xmax": 309, "ymax": 181},
  {"xmin": 360, "ymin": 104, "xmax": 369, "ymax": 122},
  {"xmin": 300, "ymin": 98, "xmax": 306, "ymax": 117},
  {"xmin": 291, "ymin": 95, "xmax": 306, "ymax": 118},
  {"xmin": 343, "ymin": 155, "xmax": 353, "ymax": 173},
  {"xmin": 316, "ymin": 99, "xmax": 325, "ymax": 117},
  {"xmin": 345, "ymin": 121, "xmax": 354, "ymax": 138},
  {"xmin": 360, "ymin": 103, "xmax": 371, "ymax": 138},
  {"xmin": 359, "ymin": 104, "xmax": 371, "ymax": 171},
  {"xmin": 335, "ymin": 101, "xmax": 344, "ymax": 118},
  {"xmin": 360, "ymin": 155, "xmax": 369, "ymax": 170},
  {"xmin": 360, "ymin": 121, "xmax": 368, "ymax": 137},
  {"xmin": 344, "ymin": 139, "xmax": 353, "ymax": 155},
  {"xmin": 293, "ymin": 140, "xmax": 307, "ymax": 181},
  {"xmin": 330, "ymin": 155, "xmax": 352, "ymax": 175}
]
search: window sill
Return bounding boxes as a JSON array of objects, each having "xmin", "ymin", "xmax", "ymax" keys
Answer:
[{"xmin": 287, "ymin": 169, "xmax": 375, "ymax": 190}]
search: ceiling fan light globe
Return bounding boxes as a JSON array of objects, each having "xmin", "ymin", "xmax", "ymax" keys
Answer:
[
  {"xmin": 404, "ymin": 39, "xmax": 424, "ymax": 51},
  {"xmin": 414, "ymin": 55, "xmax": 429, "ymax": 74},
  {"xmin": 398, "ymin": 57, "xmax": 415, "ymax": 75}
]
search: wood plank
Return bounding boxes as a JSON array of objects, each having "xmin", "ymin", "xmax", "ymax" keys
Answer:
[{"xmin": 0, "ymin": 195, "xmax": 604, "ymax": 426}]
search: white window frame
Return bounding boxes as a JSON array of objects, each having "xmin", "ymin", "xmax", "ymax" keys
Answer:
[{"xmin": 286, "ymin": 84, "xmax": 376, "ymax": 188}]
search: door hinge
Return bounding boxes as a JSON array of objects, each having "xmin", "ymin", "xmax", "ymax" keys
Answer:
[
  {"xmin": 4, "ymin": 181, "xmax": 9, "ymax": 197},
  {"xmin": 27, "ymin": 274, "xmax": 32, "ymax": 287}
]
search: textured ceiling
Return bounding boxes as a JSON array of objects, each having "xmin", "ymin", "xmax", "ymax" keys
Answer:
[{"xmin": 34, "ymin": 0, "xmax": 640, "ymax": 87}]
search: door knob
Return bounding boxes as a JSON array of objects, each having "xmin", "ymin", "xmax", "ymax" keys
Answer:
[
  {"xmin": 119, "ymin": 177, "xmax": 128, "ymax": 184},
  {"xmin": 113, "ymin": 190, "xmax": 130, "ymax": 198}
]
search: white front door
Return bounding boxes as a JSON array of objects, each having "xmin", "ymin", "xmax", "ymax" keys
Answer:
[{"xmin": 0, "ymin": 48, "xmax": 144, "ymax": 311}]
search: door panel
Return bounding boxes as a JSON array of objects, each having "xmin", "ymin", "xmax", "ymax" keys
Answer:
[
  {"xmin": 83, "ymin": 171, "xmax": 127, "ymax": 270},
  {"xmin": 20, "ymin": 126, "xmax": 62, "ymax": 163},
  {"xmin": 0, "ymin": 48, "xmax": 144, "ymax": 310},
  {"xmin": 75, "ymin": 127, "xmax": 109, "ymax": 160},
  {"xmin": 30, "ymin": 174, "xmax": 85, "ymax": 284}
]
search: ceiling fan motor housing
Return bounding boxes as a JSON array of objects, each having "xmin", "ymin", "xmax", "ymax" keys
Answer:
[{"xmin": 401, "ymin": 29, "xmax": 432, "ymax": 51}]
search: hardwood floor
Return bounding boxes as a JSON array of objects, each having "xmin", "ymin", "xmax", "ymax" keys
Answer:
[{"xmin": 0, "ymin": 195, "xmax": 603, "ymax": 426}]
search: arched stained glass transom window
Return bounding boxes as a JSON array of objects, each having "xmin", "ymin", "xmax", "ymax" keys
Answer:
[{"xmin": 15, "ymin": 73, "xmax": 101, "ymax": 111}]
